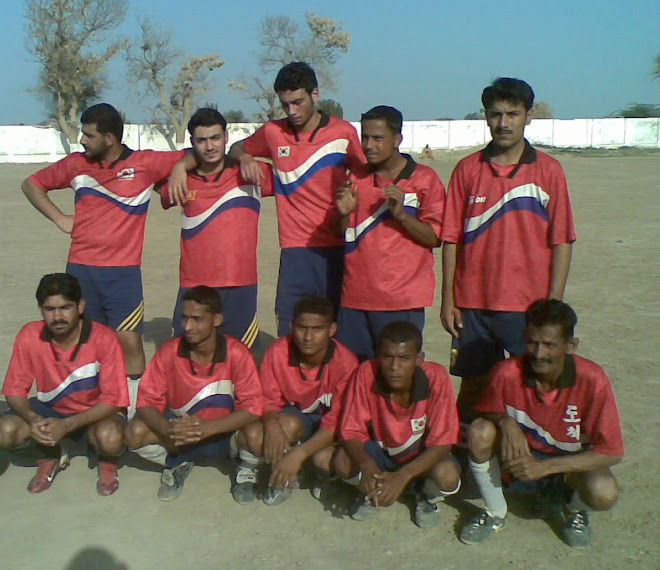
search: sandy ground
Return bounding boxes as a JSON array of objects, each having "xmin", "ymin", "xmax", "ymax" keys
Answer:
[{"xmin": 0, "ymin": 148, "xmax": 658, "ymax": 569}]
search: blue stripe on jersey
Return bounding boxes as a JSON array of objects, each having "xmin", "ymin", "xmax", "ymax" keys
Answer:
[
  {"xmin": 38, "ymin": 374, "xmax": 100, "ymax": 405},
  {"xmin": 388, "ymin": 437, "xmax": 423, "ymax": 463},
  {"xmin": 344, "ymin": 206, "xmax": 418, "ymax": 253},
  {"xmin": 464, "ymin": 197, "xmax": 548, "ymax": 244},
  {"xmin": 274, "ymin": 152, "xmax": 346, "ymax": 196},
  {"xmin": 182, "ymin": 196, "xmax": 260, "ymax": 240},
  {"xmin": 186, "ymin": 393, "xmax": 235, "ymax": 415},
  {"xmin": 505, "ymin": 405, "xmax": 582, "ymax": 453},
  {"xmin": 74, "ymin": 187, "xmax": 150, "ymax": 215}
]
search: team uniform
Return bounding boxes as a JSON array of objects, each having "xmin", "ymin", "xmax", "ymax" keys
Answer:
[
  {"xmin": 476, "ymin": 354, "xmax": 624, "ymax": 459},
  {"xmin": 336, "ymin": 156, "xmax": 445, "ymax": 359},
  {"xmin": 29, "ymin": 147, "xmax": 186, "ymax": 332},
  {"xmin": 137, "ymin": 334, "xmax": 263, "ymax": 466},
  {"xmin": 340, "ymin": 360, "xmax": 459, "ymax": 470},
  {"xmin": 260, "ymin": 336, "xmax": 359, "ymax": 440},
  {"xmin": 441, "ymin": 141, "xmax": 576, "ymax": 376},
  {"xmin": 241, "ymin": 112, "xmax": 366, "ymax": 335},
  {"xmin": 3, "ymin": 319, "xmax": 129, "ymax": 428},
  {"xmin": 161, "ymin": 159, "xmax": 272, "ymax": 347}
]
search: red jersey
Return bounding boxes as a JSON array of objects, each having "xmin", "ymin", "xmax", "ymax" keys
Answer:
[
  {"xmin": 160, "ymin": 159, "xmax": 273, "ymax": 288},
  {"xmin": 441, "ymin": 142, "xmax": 576, "ymax": 311},
  {"xmin": 476, "ymin": 355, "xmax": 624, "ymax": 456},
  {"xmin": 29, "ymin": 147, "xmax": 185, "ymax": 266},
  {"xmin": 242, "ymin": 112, "xmax": 366, "ymax": 248},
  {"xmin": 260, "ymin": 336, "xmax": 359, "ymax": 433},
  {"xmin": 341, "ymin": 156, "xmax": 445, "ymax": 310},
  {"xmin": 137, "ymin": 334, "xmax": 262, "ymax": 421},
  {"xmin": 3, "ymin": 319, "xmax": 128, "ymax": 415},
  {"xmin": 340, "ymin": 361, "xmax": 459, "ymax": 464}
]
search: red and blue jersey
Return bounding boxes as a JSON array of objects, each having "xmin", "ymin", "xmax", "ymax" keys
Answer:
[
  {"xmin": 441, "ymin": 142, "xmax": 576, "ymax": 311},
  {"xmin": 341, "ymin": 156, "xmax": 445, "ymax": 310},
  {"xmin": 137, "ymin": 334, "xmax": 262, "ymax": 421},
  {"xmin": 29, "ymin": 147, "xmax": 185, "ymax": 266},
  {"xmin": 161, "ymin": 159, "xmax": 273, "ymax": 288},
  {"xmin": 242, "ymin": 112, "xmax": 366, "ymax": 248},
  {"xmin": 340, "ymin": 360, "xmax": 459, "ymax": 464},
  {"xmin": 3, "ymin": 319, "xmax": 128, "ymax": 415},
  {"xmin": 476, "ymin": 354, "xmax": 624, "ymax": 456},
  {"xmin": 260, "ymin": 336, "xmax": 359, "ymax": 434}
]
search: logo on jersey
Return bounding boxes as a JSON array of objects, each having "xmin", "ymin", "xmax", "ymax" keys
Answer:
[
  {"xmin": 117, "ymin": 168, "xmax": 135, "ymax": 180},
  {"xmin": 468, "ymin": 195, "xmax": 486, "ymax": 204},
  {"xmin": 411, "ymin": 415, "xmax": 427, "ymax": 433},
  {"xmin": 277, "ymin": 146, "xmax": 290, "ymax": 157},
  {"xmin": 562, "ymin": 404, "xmax": 581, "ymax": 440},
  {"xmin": 185, "ymin": 190, "xmax": 197, "ymax": 202}
]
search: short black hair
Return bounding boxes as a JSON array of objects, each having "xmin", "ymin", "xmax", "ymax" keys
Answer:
[
  {"xmin": 525, "ymin": 299, "xmax": 577, "ymax": 341},
  {"xmin": 361, "ymin": 105, "xmax": 403, "ymax": 135},
  {"xmin": 182, "ymin": 286, "xmax": 222, "ymax": 315},
  {"xmin": 188, "ymin": 107, "xmax": 227, "ymax": 136},
  {"xmin": 36, "ymin": 273, "xmax": 82, "ymax": 305},
  {"xmin": 377, "ymin": 321, "xmax": 423, "ymax": 353},
  {"xmin": 274, "ymin": 62, "xmax": 318, "ymax": 94},
  {"xmin": 80, "ymin": 103, "xmax": 124, "ymax": 141},
  {"xmin": 293, "ymin": 296, "xmax": 334, "ymax": 322},
  {"xmin": 482, "ymin": 77, "xmax": 535, "ymax": 111}
]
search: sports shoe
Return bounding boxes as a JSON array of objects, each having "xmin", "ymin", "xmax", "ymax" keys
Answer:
[
  {"xmin": 350, "ymin": 497, "xmax": 378, "ymax": 521},
  {"xmin": 263, "ymin": 485, "xmax": 292, "ymax": 506},
  {"xmin": 414, "ymin": 499, "xmax": 442, "ymax": 529},
  {"xmin": 459, "ymin": 510, "xmax": 507, "ymax": 545},
  {"xmin": 96, "ymin": 461, "xmax": 119, "ymax": 496},
  {"xmin": 27, "ymin": 453, "xmax": 70, "ymax": 494},
  {"xmin": 158, "ymin": 461, "xmax": 193, "ymax": 501},
  {"xmin": 562, "ymin": 510, "xmax": 592, "ymax": 548},
  {"xmin": 232, "ymin": 467, "xmax": 257, "ymax": 504}
]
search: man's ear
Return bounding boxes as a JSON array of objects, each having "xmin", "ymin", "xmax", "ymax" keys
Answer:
[
  {"xmin": 78, "ymin": 299, "xmax": 86, "ymax": 315},
  {"xmin": 416, "ymin": 351, "xmax": 425, "ymax": 365},
  {"xmin": 329, "ymin": 322, "xmax": 338, "ymax": 338},
  {"xmin": 213, "ymin": 313, "xmax": 224, "ymax": 328},
  {"xmin": 311, "ymin": 87, "xmax": 320, "ymax": 104},
  {"xmin": 567, "ymin": 337, "xmax": 579, "ymax": 354},
  {"xmin": 394, "ymin": 133, "xmax": 403, "ymax": 149}
]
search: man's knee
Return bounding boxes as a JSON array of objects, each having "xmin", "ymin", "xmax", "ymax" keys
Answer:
[
  {"xmin": 576, "ymin": 468, "xmax": 619, "ymax": 511},
  {"xmin": 89, "ymin": 417, "xmax": 125, "ymax": 455},
  {"xmin": 429, "ymin": 456, "xmax": 461, "ymax": 490},
  {"xmin": 311, "ymin": 445, "xmax": 335, "ymax": 473},
  {"xmin": 239, "ymin": 421, "xmax": 264, "ymax": 456},
  {"xmin": 278, "ymin": 413, "xmax": 304, "ymax": 444},
  {"xmin": 124, "ymin": 418, "xmax": 152, "ymax": 449},
  {"xmin": 332, "ymin": 446, "xmax": 356, "ymax": 479},
  {"xmin": 0, "ymin": 415, "xmax": 29, "ymax": 449},
  {"xmin": 467, "ymin": 418, "xmax": 498, "ymax": 453}
]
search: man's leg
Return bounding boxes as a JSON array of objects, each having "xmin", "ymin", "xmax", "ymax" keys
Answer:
[
  {"xmin": 217, "ymin": 285, "xmax": 260, "ymax": 349},
  {"xmin": 87, "ymin": 414, "xmax": 126, "ymax": 496},
  {"xmin": 171, "ymin": 287, "xmax": 189, "ymax": 338},
  {"xmin": 335, "ymin": 307, "xmax": 372, "ymax": 361},
  {"xmin": 414, "ymin": 455, "xmax": 462, "ymax": 528}
]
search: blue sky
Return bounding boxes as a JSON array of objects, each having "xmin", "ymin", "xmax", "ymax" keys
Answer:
[{"xmin": 2, "ymin": 0, "xmax": 658, "ymax": 124}]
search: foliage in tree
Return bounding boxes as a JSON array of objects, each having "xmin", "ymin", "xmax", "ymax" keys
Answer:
[
  {"xmin": 464, "ymin": 111, "xmax": 485, "ymax": 120},
  {"xmin": 612, "ymin": 103, "xmax": 660, "ymax": 118},
  {"xmin": 25, "ymin": 0, "xmax": 127, "ymax": 143},
  {"xmin": 317, "ymin": 99, "xmax": 343, "ymax": 119},
  {"xmin": 532, "ymin": 101, "xmax": 553, "ymax": 119},
  {"xmin": 126, "ymin": 18, "xmax": 224, "ymax": 144},
  {"xmin": 230, "ymin": 12, "xmax": 350, "ymax": 122},
  {"xmin": 223, "ymin": 109, "xmax": 249, "ymax": 123}
]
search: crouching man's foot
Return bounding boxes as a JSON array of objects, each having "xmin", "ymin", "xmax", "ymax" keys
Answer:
[
  {"xmin": 263, "ymin": 484, "xmax": 292, "ymax": 506},
  {"xmin": 562, "ymin": 509, "xmax": 592, "ymax": 548},
  {"xmin": 350, "ymin": 496, "xmax": 378, "ymax": 521},
  {"xmin": 28, "ymin": 453, "xmax": 70, "ymax": 494},
  {"xmin": 96, "ymin": 461, "xmax": 119, "ymax": 496},
  {"xmin": 158, "ymin": 461, "xmax": 193, "ymax": 501},
  {"xmin": 232, "ymin": 467, "xmax": 258, "ymax": 504},
  {"xmin": 459, "ymin": 510, "xmax": 507, "ymax": 545}
]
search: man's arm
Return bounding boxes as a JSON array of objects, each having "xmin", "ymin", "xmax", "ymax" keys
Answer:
[
  {"xmin": 332, "ymin": 180, "xmax": 357, "ymax": 237},
  {"xmin": 22, "ymin": 178, "xmax": 73, "ymax": 234},
  {"xmin": 343, "ymin": 438, "xmax": 383, "ymax": 500},
  {"xmin": 39, "ymin": 403, "xmax": 119, "ymax": 446},
  {"xmin": 548, "ymin": 243, "xmax": 572, "ymax": 300},
  {"xmin": 440, "ymin": 242, "xmax": 462, "ymax": 337},
  {"xmin": 167, "ymin": 410, "xmax": 259, "ymax": 446},
  {"xmin": 383, "ymin": 184, "xmax": 439, "ymax": 248},
  {"xmin": 482, "ymin": 414, "xmax": 531, "ymax": 463},
  {"xmin": 505, "ymin": 450, "xmax": 621, "ymax": 482},
  {"xmin": 166, "ymin": 152, "xmax": 198, "ymax": 206},
  {"xmin": 228, "ymin": 141, "xmax": 265, "ymax": 184},
  {"xmin": 137, "ymin": 406, "xmax": 176, "ymax": 449},
  {"xmin": 262, "ymin": 409, "xmax": 289, "ymax": 465}
]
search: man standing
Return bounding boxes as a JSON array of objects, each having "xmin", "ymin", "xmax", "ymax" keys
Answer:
[
  {"xmin": 124, "ymin": 286, "xmax": 262, "ymax": 501},
  {"xmin": 440, "ymin": 78, "xmax": 576, "ymax": 422},
  {"xmin": 335, "ymin": 322, "xmax": 461, "ymax": 528},
  {"xmin": 22, "ymin": 103, "xmax": 186, "ymax": 414},
  {"xmin": 334, "ymin": 106, "xmax": 445, "ymax": 360},
  {"xmin": 233, "ymin": 296, "xmax": 358, "ymax": 505},
  {"xmin": 459, "ymin": 300, "xmax": 623, "ymax": 548},
  {"xmin": 0, "ymin": 273, "xmax": 128, "ymax": 495},
  {"xmin": 161, "ymin": 108, "xmax": 272, "ymax": 348}
]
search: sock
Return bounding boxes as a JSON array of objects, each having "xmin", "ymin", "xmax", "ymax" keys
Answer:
[
  {"xmin": 127, "ymin": 375, "xmax": 141, "ymax": 420},
  {"xmin": 566, "ymin": 490, "xmax": 592, "ymax": 513},
  {"xmin": 238, "ymin": 448, "xmax": 264, "ymax": 470},
  {"xmin": 134, "ymin": 444, "xmax": 168, "ymax": 466},
  {"xmin": 469, "ymin": 457, "xmax": 508, "ymax": 519},
  {"xmin": 423, "ymin": 477, "xmax": 462, "ymax": 504},
  {"xmin": 342, "ymin": 472, "xmax": 362, "ymax": 486}
]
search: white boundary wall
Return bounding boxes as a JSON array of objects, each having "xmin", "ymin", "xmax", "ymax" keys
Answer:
[{"xmin": 0, "ymin": 118, "xmax": 658, "ymax": 163}]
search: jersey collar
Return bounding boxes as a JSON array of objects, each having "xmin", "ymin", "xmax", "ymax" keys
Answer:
[
  {"xmin": 288, "ymin": 338, "xmax": 337, "ymax": 381},
  {"xmin": 40, "ymin": 316, "xmax": 92, "ymax": 362},
  {"xmin": 292, "ymin": 110, "xmax": 330, "ymax": 143},
  {"xmin": 480, "ymin": 139, "xmax": 537, "ymax": 179},
  {"xmin": 371, "ymin": 153, "xmax": 417, "ymax": 187},
  {"xmin": 523, "ymin": 354, "xmax": 577, "ymax": 402},
  {"xmin": 372, "ymin": 365, "xmax": 431, "ymax": 402},
  {"xmin": 191, "ymin": 156, "xmax": 237, "ymax": 183},
  {"xmin": 97, "ymin": 144, "xmax": 133, "ymax": 170},
  {"xmin": 177, "ymin": 333, "xmax": 227, "ymax": 377}
]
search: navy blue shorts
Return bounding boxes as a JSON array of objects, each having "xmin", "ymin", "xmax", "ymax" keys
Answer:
[
  {"xmin": 280, "ymin": 405, "xmax": 323, "ymax": 442},
  {"xmin": 275, "ymin": 247, "xmax": 343, "ymax": 336},
  {"xmin": 450, "ymin": 309, "xmax": 526, "ymax": 377},
  {"xmin": 336, "ymin": 307, "xmax": 425, "ymax": 361},
  {"xmin": 172, "ymin": 284, "xmax": 259, "ymax": 348},
  {"xmin": 67, "ymin": 263, "xmax": 144, "ymax": 333}
]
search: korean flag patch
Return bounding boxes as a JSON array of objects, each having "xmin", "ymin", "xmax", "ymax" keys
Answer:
[
  {"xmin": 117, "ymin": 167, "xmax": 135, "ymax": 180},
  {"xmin": 411, "ymin": 415, "xmax": 426, "ymax": 433},
  {"xmin": 277, "ymin": 146, "xmax": 290, "ymax": 157}
]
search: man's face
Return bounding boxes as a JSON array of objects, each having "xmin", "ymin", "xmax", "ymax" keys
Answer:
[
  {"xmin": 377, "ymin": 340, "xmax": 423, "ymax": 393},
  {"xmin": 361, "ymin": 119, "xmax": 401, "ymax": 165},
  {"xmin": 40, "ymin": 294, "xmax": 84, "ymax": 338},
  {"xmin": 181, "ymin": 300, "xmax": 222, "ymax": 346},
  {"xmin": 80, "ymin": 123, "xmax": 112, "ymax": 160},
  {"xmin": 191, "ymin": 124, "xmax": 227, "ymax": 167},
  {"xmin": 292, "ymin": 312, "xmax": 336, "ymax": 360},
  {"xmin": 524, "ymin": 324, "xmax": 577, "ymax": 380},
  {"xmin": 485, "ymin": 100, "xmax": 532, "ymax": 152},
  {"xmin": 278, "ymin": 87, "xmax": 319, "ymax": 129}
]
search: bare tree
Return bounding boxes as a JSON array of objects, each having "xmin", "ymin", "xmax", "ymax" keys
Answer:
[
  {"xmin": 533, "ymin": 101, "xmax": 554, "ymax": 119},
  {"xmin": 25, "ymin": 0, "xmax": 127, "ymax": 143},
  {"xmin": 231, "ymin": 12, "xmax": 350, "ymax": 122},
  {"xmin": 125, "ymin": 18, "xmax": 224, "ymax": 144},
  {"xmin": 654, "ymin": 53, "xmax": 660, "ymax": 80}
]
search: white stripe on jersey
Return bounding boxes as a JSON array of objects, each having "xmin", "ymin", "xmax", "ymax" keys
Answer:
[
  {"xmin": 169, "ymin": 379, "xmax": 234, "ymax": 416},
  {"xmin": 181, "ymin": 185, "xmax": 261, "ymax": 230},
  {"xmin": 505, "ymin": 404, "xmax": 582, "ymax": 453},
  {"xmin": 300, "ymin": 392, "xmax": 333, "ymax": 414},
  {"xmin": 273, "ymin": 139, "xmax": 349, "ymax": 184},
  {"xmin": 378, "ymin": 429, "xmax": 425, "ymax": 457},
  {"xmin": 37, "ymin": 362, "xmax": 100, "ymax": 403},
  {"xmin": 72, "ymin": 174, "xmax": 153, "ymax": 206},
  {"xmin": 345, "ymin": 193, "xmax": 419, "ymax": 243}
]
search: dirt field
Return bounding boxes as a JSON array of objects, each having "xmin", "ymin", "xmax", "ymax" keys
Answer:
[{"xmin": 0, "ymin": 149, "xmax": 658, "ymax": 569}]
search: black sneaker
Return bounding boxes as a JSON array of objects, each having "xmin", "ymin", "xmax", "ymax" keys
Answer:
[
  {"xmin": 232, "ymin": 467, "xmax": 258, "ymax": 504},
  {"xmin": 158, "ymin": 462, "xmax": 193, "ymax": 501},
  {"xmin": 459, "ymin": 510, "xmax": 507, "ymax": 545},
  {"xmin": 562, "ymin": 510, "xmax": 592, "ymax": 548}
]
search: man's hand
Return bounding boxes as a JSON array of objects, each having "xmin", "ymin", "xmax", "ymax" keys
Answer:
[
  {"xmin": 269, "ymin": 446, "xmax": 304, "ymax": 490},
  {"xmin": 54, "ymin": 214, "xmax": 74, "ymax": 235},
  {"xmin": 358, "ymin": 461, "xmax": 382, "ymax": 501},
  {"xmin": 440, "ymin": 301, "xmax": 463, "ymax": 338},
  {"xmin": 36, "ymin": 417, "xmax": 70, "ymax": 446},
  {"xmin": 238, "ymin": 155, "xmax": 264, "ymax": 184},
  {"xmin": 368, "ymin": 471, "xmax": 409, "ymax": 508},
  {"xmin": 383, "ymin": 184, "xmax": 405, "ymax": 220},
  {"xmin": 168, "ymin": 163, "xmax": 190, "ymax": 206},
  {"xmin": 263, "ymin": 422, "xmax": 289, "ymax": 465},
  {"xmin": 504, "ymin": 455, "xmax": 550, "ymax": 481},
  {"xmin": 335, "ymin": 181, "xmax": 358, "ymax": 216},
  {"xmin": 30, "ymin": 416, "xmax": 54, "ymax": 446},
  {"xmin": 168, "ymin": 414, "xmax": 204, "ymax": 446},
  {"xmin": 499, "ymin": 417, "xmax": 531, "ymax": 464}
]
